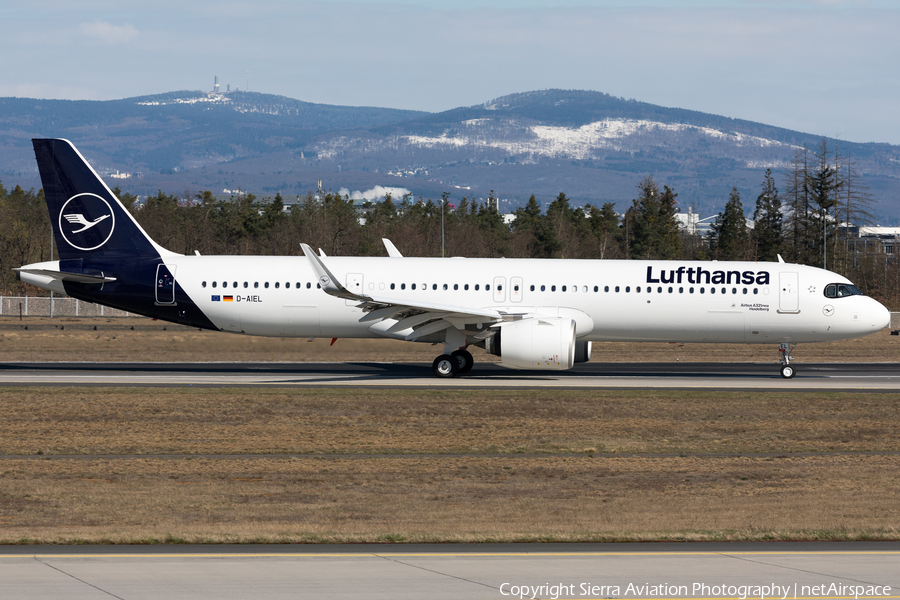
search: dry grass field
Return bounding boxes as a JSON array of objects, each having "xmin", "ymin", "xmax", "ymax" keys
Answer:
[
  {"xmin": 0, "ymin": 317, "xmax": 897, "ymax": 544},
  {"xmin": 0, "ymin": 387, "xmax": 899, "ymax": 544},
  {"xmin": 0, "ymin": 316, "xmax": 898, "ymax": 363}
]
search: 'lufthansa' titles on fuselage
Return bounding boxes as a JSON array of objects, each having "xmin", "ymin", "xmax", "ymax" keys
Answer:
[{"xmin": 646, "ymin": 265, "xmax": 770, "ymax": 285}]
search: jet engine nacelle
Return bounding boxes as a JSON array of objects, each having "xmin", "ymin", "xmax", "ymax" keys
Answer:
[{"xmin": 488, "ymin": 317, "xmax": 576, "ymax": 370}]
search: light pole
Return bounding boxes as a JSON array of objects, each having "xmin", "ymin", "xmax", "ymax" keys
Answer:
[{"xmin": 440, "ymin": 192, "xmax": 449, "ymax": 258}]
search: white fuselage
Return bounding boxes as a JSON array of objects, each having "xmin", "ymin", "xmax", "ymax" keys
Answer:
[{"xmin": 165, "ymin": 255, "xmax": 889, "ymax": 345}]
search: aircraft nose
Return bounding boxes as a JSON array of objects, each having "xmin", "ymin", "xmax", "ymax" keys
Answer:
[
  {"xmin": 871, "ymin": 299, "xmax": 891, "ymax": 331},
  {"xmin": 877, "ymin": 303, "xmax": 892, "ymax": 330}
]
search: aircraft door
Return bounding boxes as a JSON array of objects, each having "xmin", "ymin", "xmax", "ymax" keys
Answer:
[
  {"xmin": 345, "ymin": 273, "xmax": 364, "ymax": 306},
  {"xmin": 779, "ymin": 272, "xmax": 799, "ymax": 313},
  {"xmin": 155, "ymin": 264, "xmax": 176, "ymax": 305},
  {"xmin": 510, "ymin": 276, "xmax": 523, "ymax": 303},
  {"xmin": 493, "ymin": 276, "xmax": 506, "ymax": 303}
]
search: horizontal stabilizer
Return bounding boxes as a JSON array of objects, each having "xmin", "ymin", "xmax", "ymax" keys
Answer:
[{"xmin": 14, "ymin": 268, "xmax": 116, "ymax": 284}]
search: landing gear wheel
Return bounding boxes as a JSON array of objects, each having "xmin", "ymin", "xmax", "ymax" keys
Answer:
[
  {"xmin": 451, "ymin": 349, "xmax": 474, "ymax": 374},
  {"xmin": 432, "ymin": 354, "xmax": 459, "ymax": 378},
  {"xmin": 780, "ymin": 364, "xmax": 795, "ymax": 379}
]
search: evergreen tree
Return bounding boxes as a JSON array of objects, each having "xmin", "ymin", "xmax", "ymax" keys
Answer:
[
  {"xmin": 752, "ymin": 169, "xmax": 782, "ymax": 262},
  {"xmin": 628, "ymin": 177, "xmax": 682, "ymax": 259},
  {"xmin": 783, "ymin": 146, "xmax": 817, "ymax": 265},
  {"xmin": 587, "ymin": 202, "xmax": 621, "ymax": 259},
  {"xmin": 808, "ymin": 138, "xmax": 839, "ymax": 269},
  {"xmin": 708, "ymin": 187, "xmax": 749, "ymax": 261}
]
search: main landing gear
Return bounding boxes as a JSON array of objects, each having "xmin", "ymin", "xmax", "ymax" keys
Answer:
[
  {"xmin": 779, "ymin": 342, "xmax": 797, "ymax": 379},
  {"xmin": 432, "ymin": 348, "xmax": 474, "ymax": 378}
]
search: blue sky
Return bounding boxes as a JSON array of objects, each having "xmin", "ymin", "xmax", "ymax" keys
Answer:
[{"xmin": 3, "ymin": 0, "xmax": 898, "ymax": 144}]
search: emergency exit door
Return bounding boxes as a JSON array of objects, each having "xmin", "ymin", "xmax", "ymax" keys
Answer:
[
  {"xmin": 779, "ymin": 272, "xmax": 799, "ymax": 313},
  {"xmin": 155, "ymin": 264, "xmax": 176, "ymax": 305}
]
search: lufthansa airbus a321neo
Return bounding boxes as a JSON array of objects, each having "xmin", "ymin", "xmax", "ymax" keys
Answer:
[{"xmin": 16, "ymin": 139, "xmax": 891, "ymax": 378}]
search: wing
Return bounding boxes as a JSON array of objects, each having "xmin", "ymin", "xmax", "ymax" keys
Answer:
[{"xmin": 300, "ymin": 244, "xmax": 520, "ymax": 342}]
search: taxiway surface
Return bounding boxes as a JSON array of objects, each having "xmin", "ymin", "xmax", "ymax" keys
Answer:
[
  {"xmin": 1, "ymin": 542, "xmax": 898, "ymax": 600},
  {"xmin": 0, "ymin": 361, "xmax": 897, "ymax": 389}
]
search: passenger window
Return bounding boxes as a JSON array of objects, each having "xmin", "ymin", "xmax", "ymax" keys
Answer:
[
  {"xmin": 475, "ymin": 284, "xmax": 480, "ymax": 291},
  {"xmin": 443, "ymin": 284, "xmax": 448, "ymax": 290},
  {"xmin": 636, "ymin": 286, "xmax": 641, "ymax": 293},
  {"xmin": 625, "ymin": 286, "xmax": 630, "ymax": 293},
  {"xmin": 265, "ymin": 282, "xmax": 269, "ymax": 288},
  {"xmin": 391, "ymin": 283, "xmax": 395, "ymax": 290},
  {"xmin": 679, "ymin": 287, "xmax": 683, "ymax": 293},
  {"xmin": 753, "ymin": 288, "xmax": 758, "ymax": 295},
  {"xmin": 562, "ymin": 285, "xmax": 567, "ymax": 292},
  {"xmin": 486, "ymin": 284, "xmax": 491, "ymax": 291},
  {"xmin": 212, "ymin": 281, "xmax": 217, "ymax": 288},
  {"xmin": 412, "ymin": 283, "xmax": 417, "ymax": 290},
  {"xmin": 657, "ymin": 287, "xmax": 662, "ymax": 293},
  {"xmin": 593, "ymin": 286, "xmax": 598, "ymax": 292},
  {"xmin": 743, "ymin": 288, "xmax": 748, "ymax": 294},
  {"xmin": 710, "ymin": 287, "xmax": 715, "ymax": 294},
  {"xmin": 514, "ymin": 285, "xmax": 519, "ymax": 291},
  {"xmin": 732, "ymin": 288, "xmax": 737, "ymax": 294},
  {"xmin": 615, "ymin": 286, "xmax": 620, "ymax": 293},
  {"xmin": 275, "ymin": 282, "xmax": 280, "ymax": 289},
  {"xmin": 401, "ymin": 283, "xmax": 406, "ymax": 290},
  {"xmin": 604, "ymin": 286, "xmax": 609, "ymax": 292},
  {"xmin": 530, "ymin": 285, "xmax": 535, "ymax": 291},
  {"xmin": 245, "ymin": 282, "xmax": 249, "ymax": 288},
  {"xmin": 552, "ymin": 285, "xmax": 556, "ymax": 292},
  {"xmin": 222, "ymin": 282, "xmax": 228, "ymax": 288},
  {"xmin": 454, "ymin": 284, "xmax": 458, "ymax": 290},
  {"xmin": 202, "ymin": 281, "xmax": 207, "ymax": 288},
  {"xmin": 668, "ymin": 287, "xmax": 673, "ymax": 293},
  {"xmin": 234, "ymin": 282, "xmax": 238, "ymax": 288},
  {"xmin": 254, "ymin": 282, "xmax": 259, "ymax": 289},
  {"xmin": 700, "ymin": 287, "xmax": 705, "ymax": 294},
  {"xmin": 689, "ymin": 287, "xmax": 694, "ymax": 294},
  {"xmin": 433, "ymin": 284, "xmax": 437, "ymax": 290},
  {"xmin": 541, "ymin": 285, "xmax": 546, "ymax": 291},
  {"xmin": 306, "ymin": 282, "xmax": 311, "ymax": 289},
  {"xmin": 498, "ymin": 285, "xmax": 503, "ymax": 291}
]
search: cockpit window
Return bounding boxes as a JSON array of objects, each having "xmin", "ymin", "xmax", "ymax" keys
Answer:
[{"xmin": 824, "ymin": 283, "xmax": 863, "ymax": 298}]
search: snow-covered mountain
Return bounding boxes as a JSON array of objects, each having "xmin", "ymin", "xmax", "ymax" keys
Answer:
[{"xmin": 2, "ymin": 89, "xmax": 899, "ymax": 222}]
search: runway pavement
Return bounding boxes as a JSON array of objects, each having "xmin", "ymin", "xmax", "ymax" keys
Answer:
[
  {"xmin": 0, "ymin": 360, "xmax": 897, "ymax": 389},
  {"xmin": 1, "ymin": 542, "xmax": 898, "ymax": 600}
]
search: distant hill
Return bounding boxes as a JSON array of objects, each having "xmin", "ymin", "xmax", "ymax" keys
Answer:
[{"xmin": 2, "ymin": 89, "xmax": 899, "ymax": 224}]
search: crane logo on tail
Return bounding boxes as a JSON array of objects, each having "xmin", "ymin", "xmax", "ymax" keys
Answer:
[
  {"xmin": 58, "ymin": 193, "xmax": 115, "ymax": 251},
  {"xmin": 64, "ymin": 213, "xmax": 110, "ymax": 233}
]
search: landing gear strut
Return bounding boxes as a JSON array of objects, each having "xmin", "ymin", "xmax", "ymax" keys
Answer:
[{"xmin": 779, "ymin": 343, "xmax": 797, "ymax": 379}]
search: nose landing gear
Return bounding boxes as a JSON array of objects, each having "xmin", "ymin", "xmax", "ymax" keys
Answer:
[{"xmin": 779, "ymin": 343, "xmax": 797, "ymax": 379}]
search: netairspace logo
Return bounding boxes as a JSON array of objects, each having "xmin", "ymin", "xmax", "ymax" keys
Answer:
[{"xmin": 498, "ymin": 581, "xmax": 893, "ymax": 600}]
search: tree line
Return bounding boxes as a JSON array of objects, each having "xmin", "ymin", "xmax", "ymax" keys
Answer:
[{"xmin": 0, "ymin": 139, "xmax": 898, "ymax": 310}]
